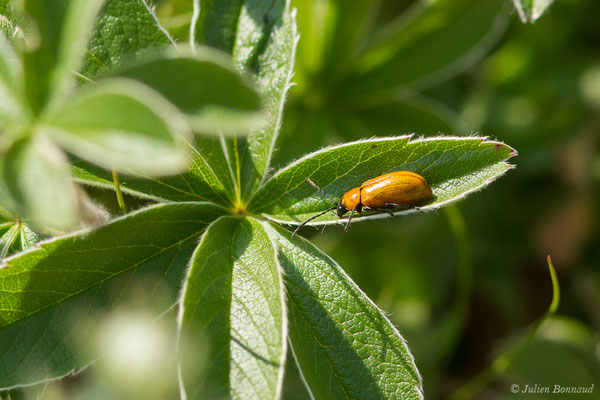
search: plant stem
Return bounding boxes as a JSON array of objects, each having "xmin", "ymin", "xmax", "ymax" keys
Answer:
[
  {"xmin": 112, "ymin": 169, "xmax": 126, "ymax": 213},
  {"xmin": 449, "ymin": 256, "xmax": 560, "ymax": 400}
]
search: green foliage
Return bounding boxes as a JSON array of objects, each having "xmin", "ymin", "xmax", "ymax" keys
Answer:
[
  {"xmin": 347, "ymin": 0, "xmax": 509, "ymax": 94},
  {"xmin": 45, "ymin": 78, "xmax": 191, "ymax": 175},
  {"xmin": 268, "ymin": 223, "xmax": 423, "ymax": 399},
  {"xmin": 3, "ymin": 136, "xmax": 80, "ymax": 230},
  {"xmin": 0, "ymin": 202, "xmax": 226, "ymax": 386},
  {"xmin": 249, "ymin": 136, "xmax": 514, "ymax": 226},
  {"xmin": 9, "ymin": 0, "xmax": 599, "ymax": 399},
  {"xmin": 115, "ymin": 48, "xmax": 265, "ymax": 135},
  {"xmin": 196, "ymin": 0, "xmax": 299, "ymax": 199},
  {"xmin": 179, "ymin": 217, "xmax": 286, "ymax": 399},
  {"xmin": 0, "ymin": 0, "xmax": 264, "ymax": 230},
  {"xmin": 81, "ymin": 0, "xmax": 173, "ymax": 78}
]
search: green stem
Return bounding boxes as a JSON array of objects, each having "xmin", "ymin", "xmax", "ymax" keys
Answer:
[
  {"xmin": 450, "ymin": 256, "xmax": 560, "ymax": 400},
  {"xmin": 112, "ymin": 169, "xmax": 126, "ymax": 213}
]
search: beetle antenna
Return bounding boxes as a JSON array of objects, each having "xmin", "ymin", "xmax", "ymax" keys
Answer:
[
  {"xmin": 344, "ymin": 204, "xmax": 360, "ymax": 232},
  {"xmin": 292, "ymin": 207, "xmax": 337, "ymax": 237},
  {"xmin": 306, "ymin": 178, "xmax": 338, "ymax": 206}
]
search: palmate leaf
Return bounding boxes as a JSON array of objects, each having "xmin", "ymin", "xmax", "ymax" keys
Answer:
[
  {"xmin": 0, "ymin": 202, "xmax": 225, "ymax": 388},
  {"xmin": 248, "ymin": 136, "xmax": 516, "ymax": 227},
  {"xmin": 193, "ymin": 0, "xmax": 298, "ymax": 200},
  {"xmin": 74, "ymin": 0, "xmax": 298, "ymax": 207},
  {"xmin": 264, "ymin": 223, "xmax": 423, "ymax": 399},
  {"xmin": 178, "ymin": 217, "xmax": 286, "ymax": 400}
]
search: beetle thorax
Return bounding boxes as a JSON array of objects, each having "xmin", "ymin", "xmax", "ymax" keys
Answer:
[{"xmin": 340, "ymin": 187, "xmax": 360, "ymax": 216}]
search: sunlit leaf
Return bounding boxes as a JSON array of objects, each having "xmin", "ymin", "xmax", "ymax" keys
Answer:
[
  {"xmin": 0, "ymin": 202, "xmax": 225, "ymax": 388},
  {"xmin": 178, "ymin": 217, "xmax": 286, "ymax": 399},
  {"xmin": 45, "ymin": 78, "xmax": 190, "ymax": 176},
  {"xmin": 249, "ymin": 136, "xmax": 516, "ymax": 228},
  {"xmin": 264, "ymin": 223, "xmax": 423, "ymax": 399}
]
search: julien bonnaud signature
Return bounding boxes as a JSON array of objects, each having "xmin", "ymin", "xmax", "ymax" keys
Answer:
[{"xmin": 510, "ymin": 383, "xmax": 595, "ymax": 394}]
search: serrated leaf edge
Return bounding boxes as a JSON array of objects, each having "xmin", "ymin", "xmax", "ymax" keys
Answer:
[
  {"xmin": 175, "ymin": 216, "xmax": 289, "ymax": 400},
  {"xmin": 252, "ymin": 135, "xmax": 515, "ymax": 201},
  {"xmin": 0, "ymin": 201, "xmax": 225, "ymax": 269},
  {"xmin": 264, "ymin": 161, "xmax": 514, "ymax": 228},
  {"xmin": 262, "ymin": 223, "xmax": 424, "ymax": 399},
  {"xmin": 257, "ymin": 5, "xmax": 300, "ymax": 189},
  {"xmin": 257, "ymin": 219, "xmax": 289, "ymax": 400}
]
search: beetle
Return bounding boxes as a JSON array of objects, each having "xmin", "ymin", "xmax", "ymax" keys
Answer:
[{"xmin": 292, "ymin": 171, "xmax": 433, "ymax": 236}]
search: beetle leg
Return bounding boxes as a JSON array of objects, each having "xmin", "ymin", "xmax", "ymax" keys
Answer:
[
  {"xmin": 344, "ymin": 204, "xmax": 361, "ymax": 232},
  {"xmin": 383, "ymin": 202, "xmax": 409, "ymax": 209}
]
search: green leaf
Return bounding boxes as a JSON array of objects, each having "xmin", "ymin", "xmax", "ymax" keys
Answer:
[
  {"xmin": 0, "ymin": 202, "xmax": 225, "ymax": 388},
  {"xmin": 346, "ymin": 0, "xmax": 508, "ymax": 95},
  {"xmin": 0, "ymin": 220, "xmax": 39, "ymax": 259},
  {"xmin": 44, "ymin": 78, "xmax": 190, "ymax": 176},
  {"xmin": 0, "ymin": 34, "xmax": 28, "ymax": 128},
  {"xmin": 236, "ymin": 1, "xmax": 298, "ymax": 198},
  {"xmin": 191, "ymin": 0, "xmax": 243, "ymax": 53},
  {"xmin": 2, "ymin": 136, "xmax": 80, "ymax": 230},
  {"xmin": 193, "ymin": 136, "xmax": 238, "ymax": 197},
  {"xmin": 512, "ymin": 0, "xmax": 554, "ymax": 23},
  {"xmin": 82, "ymin": 0, "xmax": 174, "ymax": 79},
  {"xmin": 178, "ymin": 217, "xmax": 286, "ymax": 399},
  {"xmin": 247, "ymin": 136, "xmax": 516, "ymax": 227},
  {"xmin": 116, "ymin": 47, "xmax": 265, "ymax": 136},
  {"xmin": 263, "ymin": 223, "xmax": 423, "ymax": 399},
  {"xmin": 194, "ymin": 0, "xmax": 298, "ymax": 199},
  {"xmin": 71, "ymin": 139, "xmax": 235, "ymax": 206},
  {"xmin": 22, "ymin": 0, "xmax": 105, "ymax": 113}
]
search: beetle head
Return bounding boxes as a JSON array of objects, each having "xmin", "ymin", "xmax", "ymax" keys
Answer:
[{"xmin": 337, "ymin": 202, "xmax": 347, "ymax": 217}]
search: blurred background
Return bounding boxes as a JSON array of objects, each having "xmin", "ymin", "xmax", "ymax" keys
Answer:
[
  {"xmin": 240, "ymin": 0, "xmax": 600, "ymax": 398},
  {"xmin": 157, "ymin": 0, "xmax": 600, "ymax": 398},
  {"xmin": 6, "ymin": 0, "xmax": 599, "ymax": 399},
  {"xmin": 268, "ymin": 0, "xmax": 600, "ymax": 398}
]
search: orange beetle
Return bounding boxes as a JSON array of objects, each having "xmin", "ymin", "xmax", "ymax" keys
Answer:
[{"xmin": 292, "ymin": 171, "xmax": 433, "ymax": 236}]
